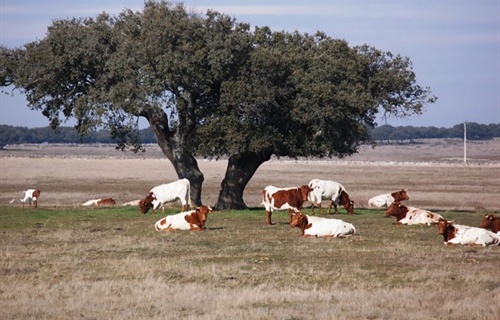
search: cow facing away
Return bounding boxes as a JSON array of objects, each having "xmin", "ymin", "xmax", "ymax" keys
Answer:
[
  {"xmin": 139, "ymin": 178, "xmax": 191, "ymax": 214},
  {"xmin": 290, "ymin": 212, "xmax": 356, "ymax": 238},
  {"xmin": 20, "ymin": 189, "xmax": 41, "ymax": 208},
  {"xmin": 368, "ymin": 189, "xmax": 409, "ymax": 208},
  {"xmin": 155, "ymin": 205, "xmax": 213, "ymax": 231},
  {"xmin": 385, "ymin": 202, "xmax": 443, "ymax": 226},
  {"xmin": 261, "ymin": 185, "xmax": 313, "ymax": 225},
  {"xmin": 82, "ymin": 198, "xmax": 116, "ymax": 206},
  {"xmin": 307, "ymin": 179, "xmax": 354, "ymax": 215},
  {"xmin": 480, "ymin": 214, "xmax": 500, "ymax": 234},
  {"xmin": 436, "ymin": 218, "xmax": 500, "ymax": 246}
]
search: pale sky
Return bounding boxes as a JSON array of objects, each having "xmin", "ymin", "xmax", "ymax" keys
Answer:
[{"xmin": 1, "ymin": 0, "xmax": 499, "ymax": 128}]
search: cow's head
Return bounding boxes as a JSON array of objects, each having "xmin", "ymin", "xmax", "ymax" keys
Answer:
[
  {"xmin": 435, "ymin": 218, "xmax": 454, "ymax": 235},
  {"xmin": 479, "ymin": 214, "xmax": 495, "ymax": 229},
  {"xmin": 385, "ymin": 202, "xmax": 405, "ymax": 217},
  {"xmin": 299, "ymin": 185, "xmax": 314, "ymax": 201},
  {"xmin": 340, "ymin": 191, "xmax": 354, "ymax": 214},
  {"xmin": 139, "ymin": 192, "xmax": 156, "ymax": 214},
  {"xmin": 392, "ymin": 189, "xmax": 409, "ymax": 202},
  {"xmin": 196, "ymin": 205, "xmax": 213, "ymax": 228},
  {"xmin": 290, "ymin": 212, "xmax": 307, "ymax": 228}
]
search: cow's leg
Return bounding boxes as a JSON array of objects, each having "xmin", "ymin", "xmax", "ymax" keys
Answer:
[
  {"xmin": 318, "ymin": 203, "xmax": 324, "ymax": 215},
  {"xmin": 181, "ymin": 204, "xmax": 186, "ymax": 212},
  {"xmin": 288, "ymin": 209, "xmax": 294, "ymax": 225},
  {"xmin": 310, "ymin": 203, "xmax": 315, "ymax": 215},
  {"xmin": 266, "ymin": 210, "xmax": 273, "ymax": 225},
  {"xmin": 327, "ymin": 201, "xmax": 334, "ymax": 215}
]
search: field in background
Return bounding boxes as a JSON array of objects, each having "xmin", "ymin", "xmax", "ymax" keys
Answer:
[{"xmin": 0, "ymin": 140, "xmax": 499, "ymax": 319}]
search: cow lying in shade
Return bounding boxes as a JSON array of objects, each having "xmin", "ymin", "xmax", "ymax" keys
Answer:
[
  {"xmin": 436, "ymin": 218, "xmax": 500, "ymax": 246},
  {"xmin": 261, "ymin": 185, "xmax": 313, "ymax": 225},
  {"xmin": 82, "ymin": 198, "xmax": 116, "ymax": 206},
  {"xmin": 290, "ymin": 212, "xmax": 356, "ymax": 238},
  {"xmin": 368, "ymin": 189, "xmax": 409, "ymax": 208},
  {"xmin": 155, "ymin": 205, "xmax": 213, "ymax": 231},
  {"xmin": 307, "ymin": 179, "xmax": 354, "ymax": 215},
  {"xmin": 385, "ymin": 202, "xmax": 443, "ymax": 225},
  {"xmin": 480, "ymin": 214, "xmax": 500, "ymax": 234},
  {"xmin": 139, "ymin": 178, "xmax": 191, "ymax": 214},
  {"xmin": 20, "ymin": 189, "xmax": 41, "ymax": 208}
]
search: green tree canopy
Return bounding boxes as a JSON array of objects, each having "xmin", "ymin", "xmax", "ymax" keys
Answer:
[{"xmin": 1, "ymin": 0, "xmax": 437, "ymax": 209}]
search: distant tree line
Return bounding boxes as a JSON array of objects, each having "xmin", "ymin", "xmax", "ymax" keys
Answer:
[{"xmin": 1, "ymin": 122, "xmax": 498, "ymax": 149}]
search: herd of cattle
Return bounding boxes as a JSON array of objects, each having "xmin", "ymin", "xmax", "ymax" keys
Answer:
[{"xmin": 16, "ymin": 178, "xmax": 500, "ymax": 246}]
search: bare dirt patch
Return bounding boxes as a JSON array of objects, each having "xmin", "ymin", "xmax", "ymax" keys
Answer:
[{"xmin": 1, "ymin": 139, "xmax": 499, "ymax": 211}]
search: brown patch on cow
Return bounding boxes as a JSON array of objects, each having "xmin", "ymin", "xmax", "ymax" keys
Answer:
[
  {"xmin": 290, "ymin": 212, "xmax": 312, "ymax": 236},
  {"xmin": 139, "ymin": 192, "xmax": 156, "ymax": 214},
  {"xmin": 480, "ymin": 214, "xmax": 500, "ymax": 233},
  {"xmin": 184, "ymin": 205, "xmax": 213, "ymax": 231},
  {"xmin": 385, "ymin": 202, "xmax": 409, "ymax": 224},
  {"xmin": 263, "ymin": 185, "xmax": 313, "ymax": 225},
  {"xmin": 336, "ymin": 190, "xmax": 354, "ymax": 214},
  {"xmin": 96, "ymin": 198, "xmax": 116, "ymax": 206},
  {"xmin": 436, "ymin": 218, "xmax": 457, "ymax": 243},
  {"xmin": 392, "ymin": 189, "xmax": 409, "ymax": 202}
]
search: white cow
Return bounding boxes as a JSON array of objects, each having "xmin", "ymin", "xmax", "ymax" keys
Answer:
[
  {"xmin": 386, "ymin": 202, "xmax": 443, "ymax": 225},
  {"xmin": 368, "ymin": 189, "xmax": 409, "ymax": 208},
  {"xmin": 139, "ymin": 178, "xmax": 191, "ymax": 214},
  {"xmin": 20, "ymin": 189, "xmax": 41, "ymax": 208},
  {"xmin": 307, "ymin": 179, "xmax": 354, "ymax": 215},
  {"xmin": 436, "ymin": 218, "xmax": 500, "ymax": 246},
  {"xmin": 290, "ymin": 212, "xmax": 356, "ymax": 238}
]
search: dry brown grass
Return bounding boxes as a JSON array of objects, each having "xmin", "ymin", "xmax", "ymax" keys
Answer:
[{"xmin": 1, "ymin": 140, "xmax": 499, "ymax": 319}]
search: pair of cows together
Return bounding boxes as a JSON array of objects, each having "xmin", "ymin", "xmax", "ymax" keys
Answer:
[{"xmin": 382, "ymin": 191, "xmax": 500, "ymax": 246}]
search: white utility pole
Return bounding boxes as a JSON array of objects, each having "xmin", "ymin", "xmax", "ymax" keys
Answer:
[{"xmin": 463, "ymin": 121, "xmax": 467, "ymax": 164}]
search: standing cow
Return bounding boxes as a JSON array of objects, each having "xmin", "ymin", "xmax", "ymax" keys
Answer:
[
  {"xmin": 20, "ymin": 189, "xmax": 41, "ymax": 208},
  {"xmin": 139, "ymin": 179, "xmax": 191, "ymax": 214},
  {"xmin": 261, "ymin": 185, "xmax": 313, "ymax": 225},
  {"xmin": 307, "ymin": 179, "xmax": 354, "ymax": 215}
]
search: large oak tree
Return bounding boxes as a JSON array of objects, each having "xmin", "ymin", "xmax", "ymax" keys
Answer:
[{"xmin": 1, "ymin": 1, "xmax": 436, "ymax": 209}]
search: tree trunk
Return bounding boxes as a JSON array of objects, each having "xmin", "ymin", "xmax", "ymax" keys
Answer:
[
  {"xmin": 145, "ymin": 112, "xmax": 204, "ymax": 206},
  {"xmin": 215, "ymin": 151, "xmax": 271, "ymax": 210}
]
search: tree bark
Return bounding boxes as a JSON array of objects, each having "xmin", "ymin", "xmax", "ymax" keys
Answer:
[
  {"xmin": 215, "ymin": 151, "xmax": 271, "ymax": 210},
  {"xmin": 145, "ymin": 111, "xmax": 205, "ymax": 206}
]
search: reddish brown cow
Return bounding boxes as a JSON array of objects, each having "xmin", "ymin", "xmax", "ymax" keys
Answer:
[
  {"xmin": 82, "ymin": 198, "xmax": 116, "ymax": 206},
  {"xmin": 261, "ymin": 185, "xmax": 314, "ymax": 225},
  {"xmin": 480, "ymin": 214, "xmax": 500, "ymax": 233},
  {"xmin": 20, "ymin": 189, "xmax": 41, "ymax": 208}
]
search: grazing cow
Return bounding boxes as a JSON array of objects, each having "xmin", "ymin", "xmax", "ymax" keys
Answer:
[
  {"xmin": 20, "ymin": 189, "xmax": 41, "ymax": 208},
  {"xmin": 290, "ymin": 212, "xmax": 356, "ymax": 238},
  {"xmin": 155, "ymin": 205, "xmax": 213, "ymax": 231},
  {"xmin": 261, "ymin": 185, "xmax": 313, "ymax": 225},
  {"xmin": 480, "ymin": 214, "xmax": 500, "ymax": 234},
  {"xmin": 139, "ymin": 178, "xmax": 191, "ymax": 214},
  {"xmin": 436, "ymin": 218, "xmax": 500, "ymax": 246},
  {"xmin": 82, "ymin": 198, "xmax": 116, "ymax": 206},
  {"xmin": 368, "ymin": 189, "xmax": 409, "ymax": 208},
  {"xmin": 385, "ymin": 202, "xmax": 443, "ymax": 225},
  {"xmin": 122, "ymin": 200, "xmax": 141, "ymax": 207},
  {"xmin": 307, "ymin": 179, "xmax": 354, "ymax": 215}
]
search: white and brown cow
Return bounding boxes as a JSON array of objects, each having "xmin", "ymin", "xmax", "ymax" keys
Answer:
[
  {"xmin": 82, "ymin": 198, "xmax": 116, "ymax": 206},
  {"xmin": 436, "ymin": 218, "xmax": 500, "ymax": 246},
  {"xmin": 20, "ymin": 189, "xmax": 41, "ymax": 208},
  {"xmin": 155, "ymin": 205, "xmax": 213, "ymax": 231},
  {"xmin": 290, "ymin": 212, "xmax": 356, "ymax": 238},
  {"xmin": 121, "ymin": 200, "xmax": 141, "ymax": 207},
  {"xmin": 368, "ymin": 189, "xmax": 409, "ymax": 208},
  {"xmin": 261, "ymin": 185, "xmax": 313, "ymax": 225},
  {"xmin": 385, "ymin": 202, "xmax": 443, "ymax": 226},
  {"xmin": 307, "ymin": 179, "xmax": 354, "ymax": 215},
  {"xmin": 139, "ymin": 178, "xmax": 191, "ymax": 214},
  {"xmin": 479, "ymin": 214, "xmax": 500, "ymax": 234}
]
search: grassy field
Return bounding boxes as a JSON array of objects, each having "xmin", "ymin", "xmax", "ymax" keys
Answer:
[{"xmin": 1, "ymin": 205, "xmax": 499, "ymax": 320}]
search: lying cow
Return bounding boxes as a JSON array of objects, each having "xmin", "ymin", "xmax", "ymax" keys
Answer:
[
  {"xmin": 20, "ymin": 189, "xmax": 41, "ymax": 208},
  {"xmin": 307, "ymin": 179, "xmax": 354, "ymax": 215},
  {"xmin": 385, "ymin": 202, "xmax": 443, "ymax": 225},
  {"xmin": 121, "ymin": 200, "xmax": 141, "ymax": 207},
  {"xmin": 155, "ymin": 205, "xmax": 213, "ymax": 231},
  {"xmin": 139, "ymin": 178, "xmax": 191, "ymax": 214},
  {"xmin": 479, "ymin": 214, "xmax": 500, "ymax": 234},
  {"xmin": 290, "ymin": 212, "xmax": 356, "ymax": 238},
  {"xmin": 436, "ymin": 218, "xmax": 500, "ymax": 246},
  {"xmin": 82, "ymin": 198, "xmax": 116, "ymax": 206},
  {"xmin": 368, "ymin": 189, "xmax": 409, "ymax": 208},
  {"xmin": 261, "ymin": 185, "xmax": 313, "ymax": 225}
]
